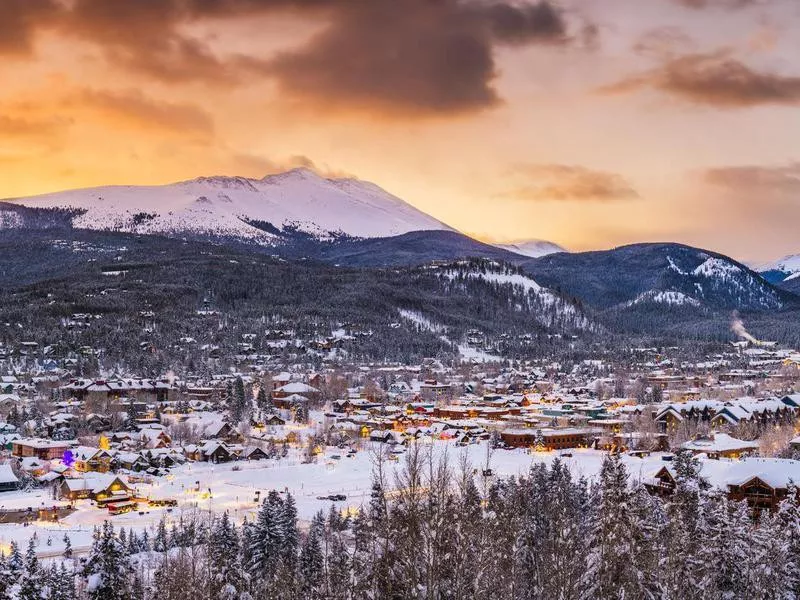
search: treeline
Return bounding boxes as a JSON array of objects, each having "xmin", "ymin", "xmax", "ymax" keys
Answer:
[{"xmin": 3, "ymin": 448, "xmax": 800, "ymax": 599}]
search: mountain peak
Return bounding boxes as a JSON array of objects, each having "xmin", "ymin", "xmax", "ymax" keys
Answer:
[
  {"xmin": 494, "ymin": 239, "xmax": 566, "ymax": 258},
  {"xmin": 262, "ymin": 166, "xmax": 322, "ymax": 183},
  {"xmin": 5, "ymin": 168, "xmax": 455, "ymax": 242}
]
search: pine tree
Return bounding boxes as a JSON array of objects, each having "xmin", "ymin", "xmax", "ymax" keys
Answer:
[
  {"xmin": 256, "ymin": 387, "xmax": 268, "ymax": 411},
  {"xmin": 7, "ymin": 542, "xmax": 21, "ymax": 576},
  {"xmin": 0, "ymin": 552, "xmax": 14, "ymax": 600},
  {"xmin": 281, "ymin": 492, "xmax": 300, "ymax": 574},
  {"xmin": 249, "ymin": 491, "xmax": 285, "ymax": 583},
  {"xmin": 18, "ymin": 538, "xmax": 43, "ymax": 600},
  {"xmin": 777, "ymin": 482, "xmax": 800, "ymax": 598},
  {"xmin": 209, "ymin": 512, "xmax": 244, "ymax": 600},
  {"xmin": 54, "ymin": 562, "xmax": 77, "ymax": 600},
  {"xmin": 153, "ymin": 516, "xmax": 169, "ymax": 552},
  {"xmin": 749, "ymin": 509, "xmax": 796, "ymax": 599},
  {"xmin": 83, "ymin": 521, "xmax": 133, "ymax": 600},
  {"xmin": 299, "ymin": 512, "xmax": 325, "ymax": 599},
  {"xmin": 63, "ymin": 534, "xmax": 73, "ymax": 559},
  {"xmin": 586, "ymin": 453, "xmax": 642, "ymax": 600},
  {"xmin": 325, "ymin": 526, "xmax": 350, "ymax": 600}
]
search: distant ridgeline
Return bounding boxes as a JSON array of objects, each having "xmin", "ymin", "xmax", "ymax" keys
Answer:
[{"xmin": 0, "ymin": 226, "xmax": 798, "ymax": 371}]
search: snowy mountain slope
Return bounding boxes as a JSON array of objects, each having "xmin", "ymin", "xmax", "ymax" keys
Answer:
[
  {"xmin": 520, "ymin": 243, "xmax": 792, "ymax": 312},
  {"xmin": 758, "ymin": 254, "xmax": 800, "ymax": 290},
  {"xmin": 623, "ymin": 290, "xmax": 702, "ymax": 309},
  {"xmin": 433, "ymin": 260, "xmax": 594, "ymax": 331},
  {"xmin": 495, "ymin": 239, "xmax": 565, "ymax": 258},
  {"xmin": 1, "ymin": 168, "xmax": 453, "ymax": 242},
  {"xmin": 759, "ymin": 254, "xmax": 800, "ymax": 276}
]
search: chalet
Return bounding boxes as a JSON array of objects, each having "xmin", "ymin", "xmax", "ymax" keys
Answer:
[
  {"xmin": 240, "ymin": 446, "xmax": 269, "ymax": 461},
  {"xmin": 72, "ymin": 446, "xmax": 113, "ymax": 473},
  {"xmin": 60, "ymin": 474, "xmax": 133, "ymax": 503},
  {"xmin": 199, "ymin": 441, "xmax": 233, "ymax": 463},
  {"xmin": 273, "ymin": 382, "xmax": 320, "ymax": 401},
  {"xmin": 369, "ymin": 430, "xmax": 405, "ymax": 445},
  {"xmin": 111, "ymin": 452, "xmax": 150, "ymax": 472},
  {"xmin": 264, "ymin": 414, "xmax": 286, "ymax": 426},
  {"xmin": 724, "ymin": 458, "xmax": 800, "ymax": 512},
  {"xmin": 681, "ymin": 433, "xmax": 758, "ymax": 460},
  {"xmin": 644, "ymin": 465, "xmax": 676, "ymax": 497},
  {"xmin": 18, "ymin": 456, "xmax": 48, "ymax": 478},
  {"xmin": 144, "ymin": 448, "xmax": 185, "ymax": 468},
  {"xmin": 0, "ymin": 464, "xmax": 19, "ymax": 492},
  {"xmin": 202, "ymin": 421, "xmax": 242, "ymax": 443},
  {"xmin": 500, "ymin": 427, "xmax": 601, "ymax": 450},
  {"xmin": 85, "ymin": 414, "xmax": 112, "ymax": 433},
  {"xmin": 12, "ymin": 439, "xmax": 71, "ymax": 460},
  {"xmin": 273, "ymin": 393, "xmax": 311, "ymax": 410},
  {"xmin": 60, "ymin": 378, "xmax": 174, "ymax": 403},
  {"xmin": 137, "ymin": 428, "xmax": 172, "ymax": 449},
  {"xmin": 654, "ymin": 400, "xmax": 722, "ymax": 431}
]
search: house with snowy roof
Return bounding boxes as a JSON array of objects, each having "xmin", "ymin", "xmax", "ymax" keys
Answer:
[
  {"xmin": 60, "ymin": 473, "xmax": 133, "ymax": 502},
  {"xmin": 724, "ymin": 458, "xmax": 800, "ymax": 511},
  {"xmin": 198, "ymin": 440, "xmax": 233, "ymax": 463},
  {"xmin": 72, "ymin": 446, "xmax": 114, "ymax": 473},
  {"xmin": 680, "ymin": 433, "xmax": 758, "ymax": 460},
  {"xmin": 0, "ymin": 464, "xmax": 19, "ymax": 493}
]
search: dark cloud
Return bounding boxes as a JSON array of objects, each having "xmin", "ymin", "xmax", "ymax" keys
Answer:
[
  {"xmin": 500, "ymin": 164, "xmax": 639, "ymax": 202},
  {"xmin": 702, "ymin": 163, "xmax": 800, "ymax": 194},
  {"xmin": 265, "ymin": 0, "xmax": 569, "ymax": 116},
  {"xmin": 62, "ymin": 0, "xmax": 235, "ymax": 84},
  {"xmin": 0, "ymin": 0, "xmax": 62, "ymax": 55},
  {"xmin": 600, "ymin": 51, "xmax": 800, "ymax": 107},
  {"xmin": 1, "ymin": 0, "xmax": 576, "ymax": 117}
]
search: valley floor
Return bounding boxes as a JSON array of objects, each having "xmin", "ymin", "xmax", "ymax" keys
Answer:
[{"xmin": 0, "ymin": 441, "xmax": 671, "ymax": 558}]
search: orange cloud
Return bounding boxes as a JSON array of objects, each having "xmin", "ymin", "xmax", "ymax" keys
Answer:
[{"xmin": 499, "ymin": 164, "xmax": 640, "ymax": 203}]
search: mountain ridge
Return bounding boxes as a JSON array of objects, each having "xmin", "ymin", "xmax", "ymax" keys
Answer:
[{"xmin": 1, "ymin": 168, "xmax": 454, "ymax": 242}]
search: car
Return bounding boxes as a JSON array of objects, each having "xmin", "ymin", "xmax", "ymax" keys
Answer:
[{"xmin": 317, "ymin": 494, "xmax": 347, "ymax": 501}]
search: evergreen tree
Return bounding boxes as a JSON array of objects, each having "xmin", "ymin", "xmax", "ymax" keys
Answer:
[
  {"xmin": 83, "ymin": 521, "xmax": 133, "ymax": 600},
  {"xmin": 256, "ymin": 387, "xmax": 268, "ymax": 411},
  {"xmin": 299, "ymin": 511, "xmax": 325, "ymax": 599},
  {"xmin": 663, "ymin": 450, "xmax": 712, "ymax": 600},
  {"xmin": 281, "ymin": 492, "xmax": 300, "ymax": 573},
  {"xmin": 18, "ymin": 538, "xmax": 43, "ymax": 600},
  {"xmin": 586, "ymin": 453, "xmax": 643, "ymax": 600},
  {"xmin": 0, "ymin": 552, "xmax": 14, "ymax": 600},
  {"xmin": 209, "ymin": 512, "xmax": 244, "ymax": 600},
  {"xmin": 7, "ymin": 542, "xmax": 21, "ymax": 576},
  {"xmin": 249, "ymin": 491, "xmax": 285, "ymax": 583},
  {"xmin": 153, "ymin": 516, "xmax": 169, "ymax": 552}
]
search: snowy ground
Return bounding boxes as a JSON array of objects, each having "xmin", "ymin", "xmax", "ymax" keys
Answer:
[{"xmin": 0, "ymin": 443, "xmax": 673, "ymax": 557}]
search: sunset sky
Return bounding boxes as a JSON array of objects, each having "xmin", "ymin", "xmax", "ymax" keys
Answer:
[{"xmin": 2, "ymin": 0, "xmax": 799, "ymax": 261}]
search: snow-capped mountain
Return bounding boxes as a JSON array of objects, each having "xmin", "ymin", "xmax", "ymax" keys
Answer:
[
  {"xmin": 758, "ymin": 254, "xmax": 800, "ymax": 285},
  {"xmin": 522, "ymin": 243, "xmax": 792, "ymax": 312},
  {"xmin": 1, "ymin": 168, "xmax": 453, "ymax": 242},
  {"xmin": 495, "ymin": 239, "xmax": 565, "ymax": 258}
]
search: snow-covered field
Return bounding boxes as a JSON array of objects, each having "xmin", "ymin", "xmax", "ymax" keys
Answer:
[{"xmin": 0, "ymin": 442, "xmax": 674, "ymax": 558}]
